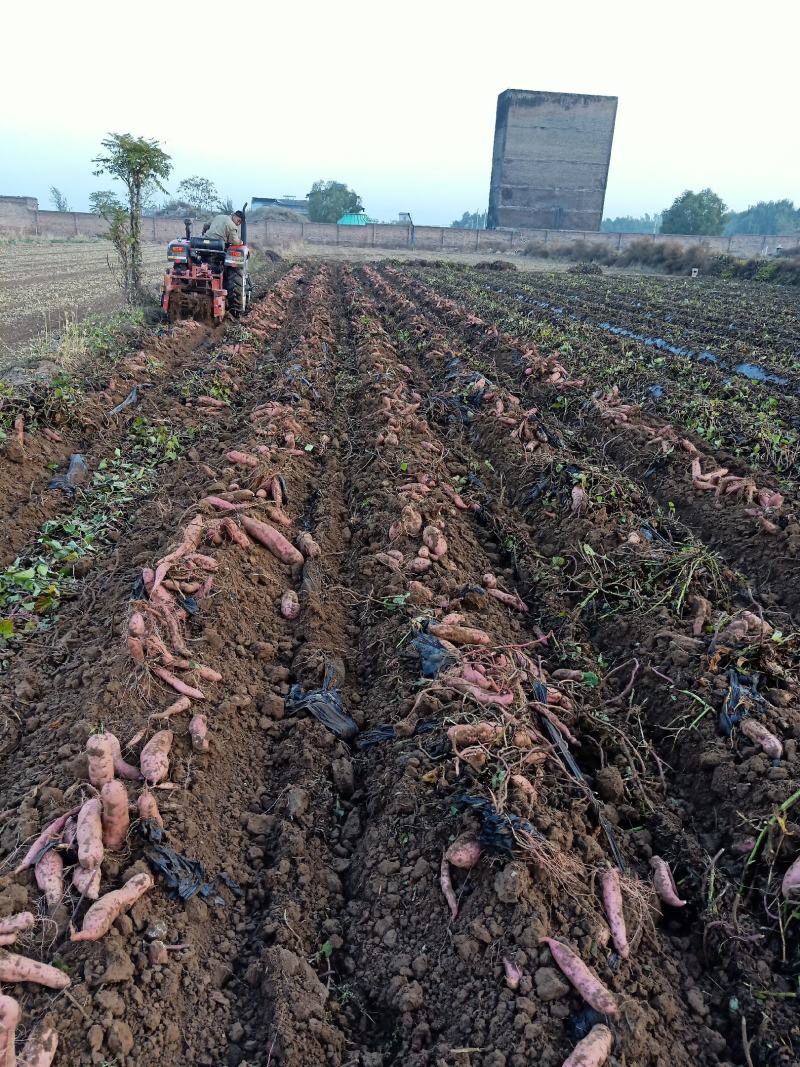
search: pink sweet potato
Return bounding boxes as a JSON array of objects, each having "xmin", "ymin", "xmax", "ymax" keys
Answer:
[
  {"xmin": 440, "ymin": 853, "xmax": 459, "ymax": 919},
  {"xmin": 601, "ymin": 869, "xmax": 629, "ymax": 960},
  {"xmin": 429, "ymin": 622, "xmax": 491, "ymax": 646},
  {"xmin": 740, "ymin": 717, "xmax": 783, "ymax": 759},
  {"xmin": 77, "ymin": 798, "xmax": 103, "ymax": 870},
  {"xmin": 503, "ymin": 957, "xmax": 522, "ymax": 991},
  {"xmin": 0, "ymin": 952, "xmax": 71, "ymax": 989},
  {"xmin": 100, "ymin": 781, "xmax": 130, "ymax": 851},
  {"xmin": 281, "ymin": 589, "xmax": 300, "ymax": 619},
  {"xmin": 540, "ymin": 937, "xmax": 618, "ymax": 1017},
  {"xmin": 86, "ymin": 734, "xmax": 115, "ymax": 787},
  {"xmin": 13, "ymin": 806, "xmax": 79, "ymax": 874},
  {"xmin": 35, "ymin": 848, "xmax": 65, "ymax": 909},
  {"xmin": 127, "ymin": 635, "xmax": 146, "ymax": 664},
  {"xmin": 18, "ymin": 1022, "xmax": 59, "ymax": 1067},
  {"xmin": 152, "ymin": 665, "xmax": 205, "ymax": 701},
  {"xmin": 445, "ymin": 835, "xmax": 482, "ymax": 870},
  {"xmin": 72, "ymin": 864, "xmax": 101, "ymax": 901},
  {"xmin": 155, "ymin": 695, "xmax": 192, "ymax": 720},
  {"xmin": 226, "ymin": 450, "xmax": 260, "ymax": 467},
  {"xmin": 189, "ymin": 714, "xmax": 209, "ymax": 753},
  {"xmin": 782, "ymin": 855, "xmax": 800, "ymax": 898},
  {"xmin": 139, "ymin": 730, "xmax": 173, "ymax": 784},
  {"xmin": 240, "ymin": 515, "xmax": 303, "ymax": 566},
  {"xmin": 650, "ymin": 856, "xmax": 686, "ymax": 907},
  {"xmin": 137, "ymin": 791, "xmax": 164, "ymax": 829},
  {"xmin": 422, "ymin": 525, "xmax": 447, "ymax": 559},
  {"xmin": 447, "ymin": 722, "xmax": 502, "ymax": 750},
  {"xmin": 105, "ymin": 733, "xmax": 143, "ymax": 781},
  {"xmin": 562, "ymin": 1024, "xmax": 614, "ymax": 1067},
  {"xmin": 296, "ymin": 532, "xmax": 321, "ymax": 558},
  {"xmin": 128, "ymin": 611, "xmax": 146, "ymax": 638},
  {"xmin": 71, "ymin": 872, "xmax": 154, "ymax": 943},
  {"xmin": 0, "ymin": 994, "xmax": 20, "ymax": 1065}
]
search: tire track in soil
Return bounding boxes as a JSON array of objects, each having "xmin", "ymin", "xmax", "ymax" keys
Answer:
[
  {"xmin": 383, "ymin": 266, "xmax": 800, "ymax": 619},
  {"xmin": 0, "ymin": 266, "xmax": 319, "ymax": 1067},
  {"xmin": 360, "ymin": 265, "xmax": 800, "ymax": 1066}
]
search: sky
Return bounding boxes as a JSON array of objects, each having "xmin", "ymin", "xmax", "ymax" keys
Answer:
[{"xmin": 2, "ymin": 0, "xmax": 798, "ymax": 226}]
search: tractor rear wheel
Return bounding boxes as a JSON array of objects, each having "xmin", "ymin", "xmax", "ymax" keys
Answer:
[{"xmin": 226, "ymin": 269, "xmax": 249, "ymax": 316}]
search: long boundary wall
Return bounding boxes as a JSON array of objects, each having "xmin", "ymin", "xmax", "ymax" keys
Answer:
[{"xmin": 1, "ymin": 197, "xmax": 798, "ymax": 258}]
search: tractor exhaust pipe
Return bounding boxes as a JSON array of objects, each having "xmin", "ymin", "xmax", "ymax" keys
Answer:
[
  {"xmin": 184, "ymin": 217, "xmax": 192, "ymax": 240},
  {"xmin": 239, "ymin": 203, "xmax": 247, "ymax": 245}
]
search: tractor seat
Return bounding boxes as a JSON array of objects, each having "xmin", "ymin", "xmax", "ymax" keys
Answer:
[{"xmin": 189, "ymin": 237, "xmax": 225, "ymax": 252}]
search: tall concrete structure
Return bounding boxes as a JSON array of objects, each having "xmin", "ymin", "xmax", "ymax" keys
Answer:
[{"xmin": 487, "ymin": 89, "xmax": 617, "ymax": 232}]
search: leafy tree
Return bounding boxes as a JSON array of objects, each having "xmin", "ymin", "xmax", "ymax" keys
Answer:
[
  {"xmin": 49, "ymin": 187, "xmax": 70, "ymax": 212},
  {"xmin": 601, "ymin": 213, "xmax": 662, "ymax": 234},
  {"xmin": 88, "ymin": 190, "xmax": 123, "ymax": 215},
  {"xmin": 176, "ymin": 175, "xmax": 219, "ymax": 213},
  {"xmin": 307, "ymin": 180, "xmax": 362, "ymax": 223},
  {"xmin": 724, "ymin": 200, "xmax": 800, "ymax": 236},
  {"xmin": 451, "ymin": 210, "xmax": 487, "ymax": 229},
  {"xmin": 660, "ymin": 189, "xmax": 728, "ymax": 236},
  {"xmin": 92, "ymin": 133, "xmax": 172, "ymax": 302}
]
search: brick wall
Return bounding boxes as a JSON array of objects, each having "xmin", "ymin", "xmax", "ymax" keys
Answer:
[{"xmin": 1, "ymin": 196, "xmax": 798, "ymax": 259}]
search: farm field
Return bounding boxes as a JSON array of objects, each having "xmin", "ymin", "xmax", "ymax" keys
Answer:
[
  {"xmin": 0, "ymin": 240, "xmax": 165, "ymax": 360},
  {"xmin": 0, "ymin": 261, "xmax": 799, "ymax": 1066}
]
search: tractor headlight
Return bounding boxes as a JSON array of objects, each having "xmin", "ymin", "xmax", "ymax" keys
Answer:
[{"xmin": 168, "ymin": 241, "xmax": 189, "ymax": 263}]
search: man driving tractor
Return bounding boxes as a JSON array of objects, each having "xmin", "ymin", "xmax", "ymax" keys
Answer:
[{"xmin": 202, "ymin": 209, "xmax": 243, "ymax": 245}]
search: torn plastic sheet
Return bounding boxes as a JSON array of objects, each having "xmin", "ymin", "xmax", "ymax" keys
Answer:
[
  {"xmin": 285, "ymin": 663, "xmax": 359, "ymax": 741},
  {"xmin": 355, "ymin": 720, "xmax": 436, "ymax": 751},
  {"xmin": 453, "ymin": 794, "xmax": 544, "ymax": 854},
  {"xmin": 48, "ymin": 454, "xmax": 88, "ymax": 494},
  {"xmin": 720, "ymin": 668, "xmax": 765, "ymax": 736},
  {"xmin": 106, "ymin": 385, "xmax": 143, "ymax": 417},
  {"xmin": 410, "ymin": 632, "xmax": 457, "ymax": 679},
  {"xmin": 144, "ymin": 843, "xmax": 220, "ymax": 903}
]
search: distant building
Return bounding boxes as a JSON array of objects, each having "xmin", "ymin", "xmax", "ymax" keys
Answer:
[
  {"xmin": 251, "ymin": 196, "xmax": 310, "ymax": 217},
  {"xmin": 337, "ymin": 212, "xmax": 373, "ymax": 225},
  {"xmin": 488, "ymin": 89, "xmax": 617, "ymax": 232}
]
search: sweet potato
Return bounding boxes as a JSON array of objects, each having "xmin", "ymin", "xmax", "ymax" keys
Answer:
[
  {"xmin": 71, "ymin": 872, "xmax": 154, "ymax": 943},
  {"xmin": 296, "ymin": 532, "xmax": 321, "ymax": 558},
  {"xmin": 139, "ymin": 730, "xmax": 173, "ymax": 785},
  {"xmin": 13, "ymin": 806, "xmax": 80, "ymax": 874},
  {"xmin": 503, "ymin": 957, "xmax": 522, "ymax": 991},
  {"xmin": 226, "ymin": 450, "xmax": 259, "ymax": 467},
  {"xmin": 86, "ymin": 734, "xmax": 115, "ymax": 788},
  {"xmin": 406, "ymin": 556, "xmax": 431, "ymax": 574},
  {"xmin": 782, "ymin": 853, "xmax": 800, "ymax": 898},
  {"xmin": 155, "ymin": 695, "xmax": 192, "ymax": 720},
  {"xmin": 0, "ymin": 913, "xmax": 35, "ymax": 949},
  {"xmin": 440, "ymin": 853, "xmax": 459, "ymax": 919},
  {"xmin": 202, "ymin": 494, "xmax": 252, "ymax": 513},
  {"xmin": 189, "ymin": 714, "xmax": 209, "ymax": 753},
  {"xmin": 77, "ymin": 798, "xmax": 103, "ymax": 870},
  {"xmin": 540, "ymin": 937, "xmax": 618, "ymax": 1017},
  {"xmin": 0, "ymin": 994, "xmax": 20, "ymax": 1065},
  {"xmin": 740, "ymin": 717, "xmax": 783, "ymax": 759},
  {"xmin": 128, "ymin": 611, "xmax": 146, "ymax": 638},
  {"xmin": 72, "ymin": 864, "xmax": 101, "ymax": 901},
  {"xmin": 281, "ymin": 589, "xmax": 300, "ymax": 619},
  {"xmin": 422, "ymin": 525, "xmax": 447, "ymax": 559},
  {"xmin": 152, "ymin": 665, "xmax": 205, "ymax": 701},
  {"xmin": 240, "ymin": 515, "xmax": 303, "ymax": 566},
  {"xmin": 445, "ymin": 835, "xmax": 482, "ymax": 870},
  {"xmin": 562, "ymin": 1024, "xmax": 614, "ymax": 1067},
  {"xmin": 137, "ymin": 791, "xmax": 164, "ymax": 829},
  {"xmin": 35, "ymin": 848, "xmax": 64, "ymax": 909},
  {"xmin": 105, "ymin": 733, "xmax": 143, "ymax": 781},
  {"xmin": 447, "ymin": 722, "xmax": 502, "ymax": 750},
  {"xmin": 430, "ymin": 622, "xmax": 491, "ymax": 646},
  {"xmin": 127, "ymin": 635, "xmax": 146, "ymax": 664},
  {"xmin": 18, "ymin": 1022, "xmax": 59, "ymax": 1067},
  {"xmin": 0, "ymin": 952, "xmax": 71, "ymax": 989},
  {"xmin": 389, "ymin": 505, "xmax": 423, "ymax": 541},
  {"xmin": 100, "ymin": 781, "xmax": 130, "ymax": 851},
  {"xmin": 650, "ymin": 856, "xmax": 686, "ymax": 907},
  {"xmin": 601, "ymin": 869, "xmax": 629, "ymax": 960},
  {"xmin": 487, "ymin": 587, "xmax": 528, "ymax": 612}
]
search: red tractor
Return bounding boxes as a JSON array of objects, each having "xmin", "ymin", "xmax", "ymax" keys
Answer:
[{"xmin": 161, "ymin": 204, "xmax": 252, "ymax": 323}]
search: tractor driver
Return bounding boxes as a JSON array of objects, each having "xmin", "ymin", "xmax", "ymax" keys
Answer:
[{"xmin": 202, "ymin": 210, "xmax": 243, "ymax": 245}]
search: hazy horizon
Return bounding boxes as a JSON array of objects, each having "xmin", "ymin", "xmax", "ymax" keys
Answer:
[{"xmin": 3, "ymin": 0, "xmax": 798, "ymax": 227}]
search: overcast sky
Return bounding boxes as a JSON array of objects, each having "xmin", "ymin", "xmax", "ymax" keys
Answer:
[{"xmin": 3, "ymin": 0, "xmax": 798, "ymax": 225}]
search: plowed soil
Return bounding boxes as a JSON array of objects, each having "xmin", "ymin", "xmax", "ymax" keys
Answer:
[{"xmin": 1, "ymin": 263, "xmax": 799, "ymax": 1067}]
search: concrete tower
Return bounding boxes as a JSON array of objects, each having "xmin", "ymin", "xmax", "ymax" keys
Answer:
[{"xmin": 487, "ymin": 89, "xmax": 617, "ymax": 232}]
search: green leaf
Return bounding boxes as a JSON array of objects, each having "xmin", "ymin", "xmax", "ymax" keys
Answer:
[
  {"xmin": 582, "ymin": 671, "xmax": 600, "ymax": 688},
  {"xmin": 0, "ymin": 619, "xmax": 14, "ymax": 638},
  {"xmin": 320, "ymin": 940, "xmax": 333, "ymax": 960},
  {"xmin": 304, "ymin": 443, "xmax": 314, "ymax": 452}
]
